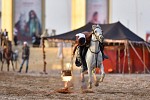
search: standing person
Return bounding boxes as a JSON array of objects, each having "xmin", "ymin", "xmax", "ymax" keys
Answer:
[
  {"xmin": 0, "ymin": 29, "xmax": 3, "ymax": 46},
  {"xmin": 13, "ymin": 28, "xmax": 18, "ymax": 46},
  {"xmin": 2, "ymin": 29, "xmax": 8, "ymax": 47},
  {"xmin": 50, "ymin": 29, "xmax": 56, "ymax": 36},
  {"xmin": 18, "ymin": 41, "xmax": 30, "ymax": 73},
  {"xmin": 3, "ymin": 29, "xmax": 8, "ymax": 37}
]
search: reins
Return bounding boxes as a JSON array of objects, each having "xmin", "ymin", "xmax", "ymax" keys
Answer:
[
  {"xmin": 88, "ymin": 26, "xmax": 103, "ymax": 68},
  {"xmin": 89, "ymin": 41, "xmax": 101, "ymax": 68}
]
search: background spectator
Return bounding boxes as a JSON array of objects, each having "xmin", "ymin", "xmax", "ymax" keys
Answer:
[{"xmin": 18, "ymin": 41, "xmax": 30, "ymax": 73}]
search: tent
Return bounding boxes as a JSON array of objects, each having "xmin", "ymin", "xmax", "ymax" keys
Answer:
[{"xmin": 43, "ymin": 22, "xmax": 150, "ymax": 74}]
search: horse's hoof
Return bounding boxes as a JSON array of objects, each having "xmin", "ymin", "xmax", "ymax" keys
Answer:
[
  {"xmin": 81, "ymin": 82, "xmax": 87, "ymax": 90},
  {"xmin": 94, "ymin": 81, "xmax": 99, "ymax": 87},
  {"xmin": 88, "ymin": 83, "xmax": 92, "ymax": 89},
  {"xmin": 100, "ymin": 73, "xmax": 105, "ymax": 82}
]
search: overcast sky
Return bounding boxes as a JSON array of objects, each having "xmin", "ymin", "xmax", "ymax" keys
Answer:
[{"xmin": 111, "ymin": 0, "xmax": 150, "ymax": 40}]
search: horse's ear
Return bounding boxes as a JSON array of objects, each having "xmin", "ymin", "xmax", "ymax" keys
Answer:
[
  {"xmin": 96, "ymin": 25, "xmax": 102, "ymax": 30},
  {"xmin": 96, "ymin": 24, "xmax": 100, "ymax": 27},
  {"xmin": 92, "ymin": 25, "xmax": 97, "ymax": 30}
]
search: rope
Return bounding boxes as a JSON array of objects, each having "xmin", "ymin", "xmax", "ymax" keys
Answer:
[
  {"xmin": 144, "ymin": 42, "xmax": 150, "ymax": 53},
  {"xmin": 89, "ymin": 41, "xmax": 101, "ymax": 68},
  {"xmin": 95, "ymin": 53, "xmax": 98, "ymax": 68},
  {"xmin": 129, "ymin": 41, "xmax": 150, "ymax": 73}
]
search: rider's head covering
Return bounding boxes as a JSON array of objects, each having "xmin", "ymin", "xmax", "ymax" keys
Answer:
[
  {"xmin": 23, "ymin": 41, "xmax": 28, "ymax": 45},
  {"xmin": 76, "ymin": 33, "xmax": 86, "ymax": 46},
  {"xmin": 76, "ymin": 33, "xmax": 85, "ymax": 39}
]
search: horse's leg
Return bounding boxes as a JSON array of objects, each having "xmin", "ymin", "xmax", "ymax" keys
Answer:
[
  {"xmin": 86, "ymin": 54, "xmax": 93, "ymax": 89},
  {"xmin": 93, "ymin": 68, "xmax": 99, "ymax": 86},
  {"xmin": 1, "ymin": 60, "xmax": 4, "ymax": 71},
  {"xmin": 80, "ymin": 64, "xmax": 87, "ymax": 90},
  {"xmin": 99, "ymin": 63, "xmax": 105, "ymax": 82},
  {"xmin": 80, "ymin": 70, "xmax": 85, "ymax": 82},
  {"xmin": 7, "ymin": 60, "xmax": 10, "ymax": 71},
  {"xmin": 94, "ymin": 52, "xmax": 104, "ymax": 86},
  {"xmin": 11, "ymin": 60, "xmax": 15, "ymax": 71}
]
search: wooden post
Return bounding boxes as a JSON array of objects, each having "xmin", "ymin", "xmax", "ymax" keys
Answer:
[
  {"xmin": 129, "ymin": 41, "xmax": 150, "ymax": 73},
  {"xmin": 42, "ymin": 38, "xmax": 47, "ymax": 74},
  {"xmin": 61, "ymin": 42, "xmax": 64, "ymax": 71},
  {"xmin": 71, "ymin": 43, "xmax": 74, "ymax": 72},
  {"xmin": 118, "ymin": 48, "xmax": 121, "ymax": 73},
  {"xmin": 126, "ymin": 41, "xmax": 131, "ymax": 74},
  {"xmin": 142, "ymin": 44, "xmax": 146, "ymax": 73},
  {"xmin": 122, "ymin": 42, "xmax": 127, "ymax": 74}
]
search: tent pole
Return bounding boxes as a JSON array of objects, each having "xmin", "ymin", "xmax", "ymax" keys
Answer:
[
  {"xmin": 126, "ymin": 41, "xmax": 131, "ymax": 74},
  {"xmin": 145, "ymin": 42, "xmax": 150, "ymax": 53},
  {"xmin": 142, "ymin": 44, "xmax": 146, "ymax": 73},
  {"xmin": 71, "ymin": 43, "xmax": 73, "ymax": 72},
  {"xmin": 118, "ymin": 47, "xmax": 121, "ymax": 73},
  {"xmin": 122, "ymin": 42, "xmax": 127, "ymax": 74},
  {"xmin": 42, "ymin": 38, "xmax": 47, "ymax": 74},
  {"xmin": 61, "ymin": 42, "xmax": 64, "ymax": 71},
  {"xmin": 129, "ymin": 41, "xmax": 150, "ymax": 73}
]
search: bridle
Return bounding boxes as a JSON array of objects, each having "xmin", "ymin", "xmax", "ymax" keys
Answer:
[
  {"xmin": 92, "ymin": 27, "xmax": 104, "ymax": 42},
  {"xmin": 89, "ymin": 26, "xmax": 104, "ymax": 67}
]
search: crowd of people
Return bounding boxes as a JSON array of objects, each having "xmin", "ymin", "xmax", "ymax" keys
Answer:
[{"xmin": 0, "ymin": 29, "xmax": 30, "ymax": 73}]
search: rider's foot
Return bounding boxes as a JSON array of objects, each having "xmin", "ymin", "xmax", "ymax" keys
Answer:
[{"xmin": 103, "ymin": 54, "xmax": 108, "ymax": 60}]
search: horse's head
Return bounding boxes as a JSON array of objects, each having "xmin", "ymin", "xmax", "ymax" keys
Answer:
[{"xmin": 92, "ymin": 25, "xmax": 104, "ymax": 43}]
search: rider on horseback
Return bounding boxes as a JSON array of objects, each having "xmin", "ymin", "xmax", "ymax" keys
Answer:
[
  {"xmin": 2, "ymin": 36, "xmax": 12, "ymax": 58},
  {"xmin": 72, "ymin": 26, "xmax": 108, "ymax": 73},
  {"xmin": 2, "ymin": 36, "xmax": 12, "ymax": 48}
]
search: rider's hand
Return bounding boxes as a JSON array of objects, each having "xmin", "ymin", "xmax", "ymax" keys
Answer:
[{"xmin": 71, "ymin": 53, "xmax": 75, "ymax": 59}]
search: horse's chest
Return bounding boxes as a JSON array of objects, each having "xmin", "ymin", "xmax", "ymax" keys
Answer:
[{"xmin": 89, "ymin": 42, "xmax": 100, "ymax": 52}]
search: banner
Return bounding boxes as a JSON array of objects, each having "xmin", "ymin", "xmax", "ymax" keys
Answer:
[
  {"xmin": 14, "ymin": 0, "xmax": 42, "ymax": 42},
  {"xmin": 86, "ymin": 0, "xmax": 108, "ymax": 24}
]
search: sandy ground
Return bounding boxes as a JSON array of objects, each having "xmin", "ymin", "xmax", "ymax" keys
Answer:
[
  {"xmin": 0, "ymin": 47, "xmax": 149, "ymax": 100},
  {"xmin": 0, "ymin": 71, "xmax": 150, "ymax": 100}
]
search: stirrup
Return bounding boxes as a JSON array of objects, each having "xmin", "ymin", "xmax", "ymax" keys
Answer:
[{"xmin": 103, "ymin": 55, "xmax": 108, "ymax": 59}]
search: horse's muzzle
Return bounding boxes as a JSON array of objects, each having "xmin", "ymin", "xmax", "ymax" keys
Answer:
[{"xmin": 99, "ymin": 35, "xmax": 104, "ymax": 43}]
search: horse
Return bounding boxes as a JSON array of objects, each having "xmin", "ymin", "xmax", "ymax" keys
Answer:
[
  {"xmin": 81, "ymin": 25, "xmax": 105, "ymax": 89},
  {"xmin": 1, "ymin": 46, "xmax": 15, "ymax": 71}
]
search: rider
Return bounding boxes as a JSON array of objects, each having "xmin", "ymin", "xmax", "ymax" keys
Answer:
[
  {"xmin": 3, "ymin": 36, "xmax": 12, "ymax": 49},
  {"xmin": 72, "ymin": 33, "xmax": 90, "ymax": 73},
  {"xmin": 2, "ymin": 36, "xmax": 12, "ymax": 58},
  {"xmin": 72, "ymin": 26, "xmax": 108, "ymax": 73}
]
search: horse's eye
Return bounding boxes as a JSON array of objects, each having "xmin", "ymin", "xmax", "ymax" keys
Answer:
[{"xmin": 95, "ymin": 30, "xmax": 97, "ymax": 33}]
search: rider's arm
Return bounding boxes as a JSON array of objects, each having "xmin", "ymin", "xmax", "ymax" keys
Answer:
[
  {"xmin": 72, "ymin": 43, "xmax": 78, "ymax": 56},
  {"xmin": 72, "ymin": 36, "xmax": 79, "ymax": 56}
]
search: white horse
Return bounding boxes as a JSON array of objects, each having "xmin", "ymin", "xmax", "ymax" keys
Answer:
[{"xmin": 82, "ymin": 25, "xmax": 105, "ymax": 89}]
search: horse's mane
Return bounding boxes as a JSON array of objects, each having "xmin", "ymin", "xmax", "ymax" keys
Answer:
[{"xmin": 82, "ymin": 31, "xmax": 92, "ymax": 45}]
